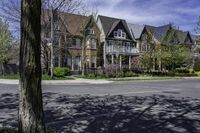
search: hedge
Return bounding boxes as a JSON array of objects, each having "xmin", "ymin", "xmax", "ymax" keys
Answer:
[{"xmin": 53, "ymin": 67, "xmax": 70, "ymax": 77}]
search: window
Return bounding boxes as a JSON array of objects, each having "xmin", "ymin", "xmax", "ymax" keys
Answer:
[
  {"xmin": 76, "ymin": 38, "xmax": 81, "ymax": 48},
  {"xmin": 118, "ymin": 29, "xmax": 122, "ymax": 37},
  {"xmin": 54, "ymin": 21, "xmax": 60, "ymax": 31},
  {"xmin": 91, "ymin": 56, "xmax": 96, "ymax": 68},
  {"xmin": 75, "ymin": 56, "xmax": 81, "ymax": 70},
  {"xmin": 122, "ymin": 32, "xmax": 126, "ymax": 38},
  {"xmin": 113, "ymin": 29, "xmax": 126, "ymax": 39},
  {"xmin": 67, "ymin": 37, "xmax": 73, "ymax": 47},
  {"xmin": 86, "ymin": 38, "xmax": 90, "ymax": 49},
  {"xmin": 114, "ymin": 31, "xmax": 118, "ymax": 37},
  {"xmin": 86, "ymin": 28, "xmax": 95, "ymax": 35},
  {"xmin": 67, "ymin": 56, "xmax": 72, "ymax": 67},
  {"xmin": 91, "ymin": 38, "xmax": 96, "ymax": 49}
]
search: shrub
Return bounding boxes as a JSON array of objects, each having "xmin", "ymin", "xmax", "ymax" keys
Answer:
[
  {"xmin": 86, "ymin": 73, "xmax": 96, "ymax": 79},
  {"xmin": 175, "ymin": 73, "xmax": 197, "ymax": 77},
  {"xmin": 53, "ymin": 67, "xmax": 70, "ymax": 77},
  {"xmin": 124, "ymin": 71, "xmax": 138, "ymax": 77},
  {"xmin": 194, "ymin": 58, "xmax": 200, "ymax": 71},
  {"xmin": 0, "ymin": 128, "xmax": 17, "ymax": 133},
  {"xmin": 115, "ymin": 71, "xmax": 124, "ymax": 78},
  {"xmin": 195, "ymin": 71, "xmax": 200, "ymax": 77},
  {"xmin": 188, "ymin": 68, "xmax": 195, "ymax": 74},
  {"xmin": 193, "ymin": 58, "xmax": 200, "ymax": 71},
  {"xmin": 104, "ymin": 64, "xmax": 121, "ymax": 78},
  {"xmin": 144, "ymin": 70, "xmax": 175, "ymax": 76},
  {"xmin": 63, "ymin": 67, "xmax": 70, "ymax": 75},
  {"xmin": 175, "ymin": 68, "xmax": 190, "ymax": 74}
]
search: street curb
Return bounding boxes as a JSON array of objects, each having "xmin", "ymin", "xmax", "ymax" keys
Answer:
[{"xmin": 0, "ymin": 79, "xmax": 113, "ymax": 85}]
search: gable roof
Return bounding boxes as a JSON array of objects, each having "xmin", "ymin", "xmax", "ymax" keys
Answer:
[
  {"xmin": 98, "ymin": 15, "xmax": 133, "ymax": 40},
  {"xmin": 175, "ymin": 30, "xmax": 190, "ymax": 44},
  {"xmin": 59, "ymin": 12, "xmax": 91, "ymax": 36},
  {"xmin": 128, "ymin": 23, "xmax": 144, "ymax": 39},
  {"xmin": 42, "ymin": 9, "xmax": 92, "ymax": 36},
  {"xmin": 191, "ymin": 34, "xmax": 200, "ymax": 44},
  {"xmin": 145, "ymin": 24, "xmax": 171, "ymax": 41}
]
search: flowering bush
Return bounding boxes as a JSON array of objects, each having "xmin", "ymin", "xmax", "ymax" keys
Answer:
[{"xmin": 104, "ymin": 64, "xmax": 121, "ymax": 78}]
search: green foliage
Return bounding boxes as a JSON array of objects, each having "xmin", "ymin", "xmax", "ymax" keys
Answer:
[
  {"xmin": 124, "ymin": 71, "xmax": 138, "ymax": 77},
  {"xmin": 188, "ymin": 68, "xmax": 195, "ymax": 74},
  {"xmin": 86, "ymin": 73, "xmax": 96, "ymax": 78},
  {"xmin": 115, "ymin": 71, "xmax": 124, "ymax": 78},
  {"xmin": 195, "ymin": 71, "xmax": 200, "ymax": 77},
  {"xmin": 0, "ymin": 19, "xmax": 13, "ymax": 64},
  {"xmin": 42, "ymin": 74, "xmax": 74, "ymax": 80},
  {"xmin": 0, "ymin": 74, "xmax": 19, "ymax": 79},
  {"xmin": 53, "ymin": 67, "xmax": 70, "ymax": 77},
  {"xmin": 175, "ymin": 68, "xmax": 190, "ymax": 74},
  {"xmin": 161, "ymin": 45, "xmax": 192, "ymax": 70},
  {"xmin": 0, "ymin": 128, "xmax": 17, "ymax": 133},
  {"xmin": 144, "ymin": 70, "xmax": 175, "ymax": 76},
  {"xmin": 194, "ymin": 58, "xmax": 200, "ymax": 71},
  {"xmin": 175, "ymin": 73, "xmax": 197, "ymax": 77}
]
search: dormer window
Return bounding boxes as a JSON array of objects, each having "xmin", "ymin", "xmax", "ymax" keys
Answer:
[
  {"xmin": 86, "ymin": 28, "xmax": 95, "ymax": 35},
  {"xmin": 113, "ymin": 29, "xmax": 126, "ymax": 39},
  {"xmin": 114, "ymin": 31, "xmax": 118, "ymax": 37},
  {"xmin": 122, "ymin": 32, "xmax": 126, "ymax": 38}
]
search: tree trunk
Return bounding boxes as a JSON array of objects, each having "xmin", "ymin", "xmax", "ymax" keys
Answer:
[
  {"xmin": 81, "ymin": 37, "xmax": 85, "ymax": 76},
  {"xmin": 50, "ymin": 8, "xmax": 54, "ymax": 79},
  {"xmin": 19, "ymin": 0, "xmax": 45, "ymax": 132}
]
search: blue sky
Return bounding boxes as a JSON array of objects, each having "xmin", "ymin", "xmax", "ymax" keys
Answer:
[{"xmin": 86, "ymin": 0, "xmax": 200, "ymax": 34}]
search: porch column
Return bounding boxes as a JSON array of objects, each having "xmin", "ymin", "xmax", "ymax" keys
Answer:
[
  {"xmin": 89, "ymin": 57, "xmax": 92, "ymax": 68},
  {"xmin": 71, "ymin": 57, "xmax": 74, "ymax": 71},
  {"xmin": 58, "ymin": 37, "xmax": 61, "ymax": 67},
  {"xmin": 120, "ymin": 55, "xmax": 122, "ymax": 70},
  {"xmin": 129, "ymin": 56, "xmax": 131, "ymax": 70},
  {"xmin": 103, "ymin": 42, "xmax": 106, "ymax": 67},
  {"xmin": 112, "ymin": 54, "xmax": 114, "ymax": 65}
]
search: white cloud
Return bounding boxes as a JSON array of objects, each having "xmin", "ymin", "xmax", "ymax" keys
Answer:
[{"xmin": 86, "ymin": 0, "xmax": 199, "ymax": 33}]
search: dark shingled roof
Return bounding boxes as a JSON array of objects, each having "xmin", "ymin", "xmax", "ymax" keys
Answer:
[
  {"xmin": 98, "ymin": 15, "xmax": 133, "ymax": 39},
  {"xmin": 175, "ymin": 30, "xmax": 189, "ymax": 44},
  {"xmin": 128, "ymin": 23, "xmax": 145, "ymax": 39},
  {"xmin": 42, "ymin": 9, "xmax": 91, "ymax": 36},
  {"xmin": 145, "ymin": 24, "xmax": 172, "ymax": 41},
  {"xmin": 191, "ymin": 34, "xmax": 200, "ymax": 44}
]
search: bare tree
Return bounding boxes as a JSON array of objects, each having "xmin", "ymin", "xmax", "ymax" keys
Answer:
[
  {"xmin": 0, "ymin": 0, "xmax": 87, "ymax": 77},
  {"xmin": 19, "ymin": 0, "xmax": 45, "ymax": 132}
]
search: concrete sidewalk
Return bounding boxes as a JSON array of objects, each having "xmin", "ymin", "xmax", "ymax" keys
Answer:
[
  {"xmin": 0, "ymin": 77, "xmax": 199, "ymax": 85},
  {"xmin": 0, "ymin": 78, "xmax": 113, "ymax": 85}
]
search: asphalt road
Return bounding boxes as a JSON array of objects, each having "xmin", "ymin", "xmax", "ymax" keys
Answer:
[
  {"xmin": 0, "ymin": 79, "xmax": 200, "ymax": 98},
  {"xmin": 1, "ymin": 79, "xmax": 200, "ymax": 132}
]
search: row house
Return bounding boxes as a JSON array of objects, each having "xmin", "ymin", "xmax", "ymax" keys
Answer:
[
  {"xmin": 128, "ymin": 23, "xmax": 194, "ymax": 69},
  {"xmin": 42, "ymin": 10, "xmax": 194, "ymax": 72},
  {"xmin": 97, "ymin": 15, "xmax": 139, "ymax": 69},
  {"xmin": 41, "ymin": 10, "xmax": 100, "ymax": 71}
]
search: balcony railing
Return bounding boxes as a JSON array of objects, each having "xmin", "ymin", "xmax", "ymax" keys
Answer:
[{"xmin": 105, "ymin": 45, "xmax": 139, "ymax": 55}]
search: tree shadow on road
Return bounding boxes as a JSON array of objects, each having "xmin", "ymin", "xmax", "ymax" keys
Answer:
[
  {"xmin": 0, "ymin": 93, "xmax": 200, "ymax": 133},
  {"xmin": 43, "ymin": 93, "xmax": 200, "ymax": 133}
]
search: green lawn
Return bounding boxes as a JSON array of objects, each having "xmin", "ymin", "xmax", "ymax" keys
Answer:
[{"xmin": 0, "ymin": 74, "xmax": 74, "ymax": 80}]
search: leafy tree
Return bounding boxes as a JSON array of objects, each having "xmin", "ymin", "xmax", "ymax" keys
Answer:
[
  {"xmin": 0, "ymin": 19, "xmax": 13, "ymax": 75},
  {"xmin": 161, "ymin": 44, "xmax": 192, "ymax": 71},
  {"xmin": 19, "ymin": 0, "xmax": 45, "ymax": 132},
  {"xmin": 194, "ymin": 58, "xmax": 200, "ymax": 71},
  {"xmin": 0, "ymin": 20, "xmax": 13, "ymax": 64}
]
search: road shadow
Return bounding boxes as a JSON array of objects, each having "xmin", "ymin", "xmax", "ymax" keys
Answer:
[{"xmin": 0, "ymin": 93, "xmax": 200, "ymax": 133}]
